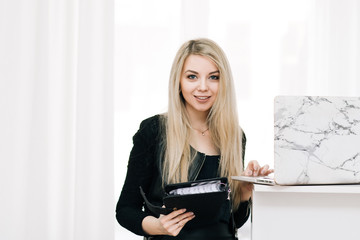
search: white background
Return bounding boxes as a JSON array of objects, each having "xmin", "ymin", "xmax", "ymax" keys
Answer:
[
  {"xmin": 1, "ymin": 0, "xmax": 359, "ymax": 240},
  {"xmin": 115, "ymin": 0, "xmax": 360, "ymax": 239}
]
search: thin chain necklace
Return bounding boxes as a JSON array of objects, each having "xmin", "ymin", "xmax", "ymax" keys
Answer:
[{"xmin": 190, "ymin": 126, "xmax": 209, "ymax": 136}]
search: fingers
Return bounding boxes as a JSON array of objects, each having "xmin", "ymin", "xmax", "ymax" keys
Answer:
[
  {"xmin": 168, "ymin": 211, "xmax": 195, "ymax": 236},
  {"xmin": 259, "ymin": 165, "xmax": 274, "ymax": 176},
  {"xmin": 159, "ymin": 208, "xmax": 195, "ymax": 236},
  {"xmin": 259, "ymin": 164, "xmax": 269, "ymax": 175},
  {"xmin": 245, "ymin": 161, "xmax": 274, "ymax": 177},
  {"xmin": 263, "ymin": 167, "xmax": 274, "ymax": 175},
  {"xmin": 175, "ymin": 212, "xmax": 194, "ymax": 229},
  {"xmin": 245, "ymin": 160, "xmax": 260, "ymax": 176}
]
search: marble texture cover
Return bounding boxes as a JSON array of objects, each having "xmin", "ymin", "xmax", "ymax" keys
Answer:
[{"xmin": 274, "ymin": 96, "xmax": 360, "ymax": 185}]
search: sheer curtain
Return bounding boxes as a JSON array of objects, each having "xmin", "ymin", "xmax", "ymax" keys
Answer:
[
  {"xmin": 115, "ymin": 0, "xmax": 360, "ymax": 239},
  {"xmin": 0, "ymin": 1, "xmax": 114, "ymax": 240}
]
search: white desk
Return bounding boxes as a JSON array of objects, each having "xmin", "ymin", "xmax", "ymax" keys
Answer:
[{"xmin": 251, "ymin": 184, "xmax": 360, "ymax": 240}]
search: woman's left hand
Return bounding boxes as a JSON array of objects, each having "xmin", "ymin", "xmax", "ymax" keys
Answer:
[
  {"xmin": 244, "ymin": 160, "xmax": 274, "ymax": 177},
  {"xmin": 238, "ymin": 160, "xmax": 274, "ymax": 202}
]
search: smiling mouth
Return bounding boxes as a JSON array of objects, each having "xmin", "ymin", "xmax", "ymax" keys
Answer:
[{"xmin": 195, "ymin": 96, "xmax": 211, "ymax": 100}]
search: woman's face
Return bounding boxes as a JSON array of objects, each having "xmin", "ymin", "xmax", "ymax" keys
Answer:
[{"xmin": 180, "ymin": 54, "xmax": 219, "ymax": 115}]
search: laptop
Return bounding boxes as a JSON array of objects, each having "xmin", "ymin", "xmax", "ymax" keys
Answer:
[
  {"xmin": 231, "ymin": 175, "xmax": 276, "ymax": 185},
  {"xmin": 234, "ymin": 96, "xmax": 360, "ymax": 186}
]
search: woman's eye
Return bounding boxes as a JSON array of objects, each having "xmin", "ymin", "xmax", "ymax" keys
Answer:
[
  {"xmin": 210, "ymin": 75, "xmax": 219, "ymax": 80},
  {"xmin": 187, "ymin": 74, "xmax": 197, "ymax": 79}
]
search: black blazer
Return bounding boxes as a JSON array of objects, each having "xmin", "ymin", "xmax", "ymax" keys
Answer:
[{"xmin": 115, "ymin": 115, "xmax": 250, "ymax": 237}]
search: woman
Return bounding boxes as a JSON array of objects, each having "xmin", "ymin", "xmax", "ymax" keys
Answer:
[{"xmin": 116, "ymin": 38, "xmax": 273, "ymax": 239}]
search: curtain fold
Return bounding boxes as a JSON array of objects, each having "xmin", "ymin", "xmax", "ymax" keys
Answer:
[
  {"xmin": 0, "ymin": 1, "xmax": 114, "ymax": 240},
  {"xmin": 307, "ymin": 0, "xmax": 360, "ymax": 95}
]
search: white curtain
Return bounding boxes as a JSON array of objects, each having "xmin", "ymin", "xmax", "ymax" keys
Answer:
[{"xmin": 0, "ymin": 1, "xmax": 114, "ymax": 240}]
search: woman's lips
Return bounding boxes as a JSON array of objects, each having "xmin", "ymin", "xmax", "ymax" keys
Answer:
[{"xmin": 194, "ymin": 95, "xmax": 211, "ymax": 102}]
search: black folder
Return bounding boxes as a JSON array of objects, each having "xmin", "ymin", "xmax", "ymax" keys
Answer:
[{"xmin": 140, "ymin": 177, "xmax": 229, "ymax": 228}]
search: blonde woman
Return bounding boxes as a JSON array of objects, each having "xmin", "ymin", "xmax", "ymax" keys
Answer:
[{"xmin": 116, "ymin": 38, "xmax": 273, "ymax": 240}]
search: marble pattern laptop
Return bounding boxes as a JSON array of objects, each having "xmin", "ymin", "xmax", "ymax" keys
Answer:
[{"xmin": 274, "ymin": 96, "xmax": 360, "ymax": 185}]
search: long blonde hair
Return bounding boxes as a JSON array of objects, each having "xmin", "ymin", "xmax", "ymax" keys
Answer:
[{"xmin": 162, "ymin": 38, "xmax": 245, "ymax": 209}]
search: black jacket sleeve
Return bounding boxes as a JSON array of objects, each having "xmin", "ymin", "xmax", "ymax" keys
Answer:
[
  {"xmin": 233, "ymin": 200, "xmax": 251, "ymax": 228},
  {"xmin": 115, "ymin": 115, "xmax": 160, "ymax": 236}
]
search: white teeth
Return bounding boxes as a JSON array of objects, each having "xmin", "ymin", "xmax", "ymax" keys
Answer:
[{"xmin": 197, "ymin": 96, "xmax": 208, "ymax": 100}]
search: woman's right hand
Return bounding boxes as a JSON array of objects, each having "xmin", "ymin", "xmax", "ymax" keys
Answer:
[
  {"xmin": 158, "ymin": 208, "xmax": 195, "ymax": 236},
  {"xmin": 142, "ymin": 209, "xmax": 195, "ymax": 236}
]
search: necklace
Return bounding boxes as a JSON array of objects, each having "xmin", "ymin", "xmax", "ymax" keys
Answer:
[{"xmin": 190, "ymin": 126, "xmax": 209, "ymax": 136}]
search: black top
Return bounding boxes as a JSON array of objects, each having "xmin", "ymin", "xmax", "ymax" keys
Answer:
[
  {"xmin": 116, "ymin": 115, "xmax": 250, "ymax": 238},
  {"xmin": 196, "ymin": 153, "xmax": 220, "ymax": 180}
]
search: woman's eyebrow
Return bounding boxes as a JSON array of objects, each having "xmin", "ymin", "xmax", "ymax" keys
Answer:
[
  {"xmin": 184, "ymin": 70, "xmax": 198, "ymax": 74},
  {"xmin": 184, "ymin": 70, "xmax": 219, "ymax": 74}
]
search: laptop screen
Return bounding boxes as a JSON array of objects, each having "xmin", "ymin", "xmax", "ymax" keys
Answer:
[{"xmin": 274, "ymin": 96, "xmax": 360, "ymax": 185}]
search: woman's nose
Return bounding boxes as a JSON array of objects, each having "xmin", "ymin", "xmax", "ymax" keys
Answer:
[{"xmin": 197, "ymin": 78, "xmax": 208, "ymax": 91}]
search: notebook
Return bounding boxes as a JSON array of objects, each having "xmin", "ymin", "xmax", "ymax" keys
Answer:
[
  {"xmin": 140, "ymin": 177, "xmax": 229, "ymax": 228},
  {"xmin": 234, "ymin": 96, "xmax": 360, "ymax": 186}
]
